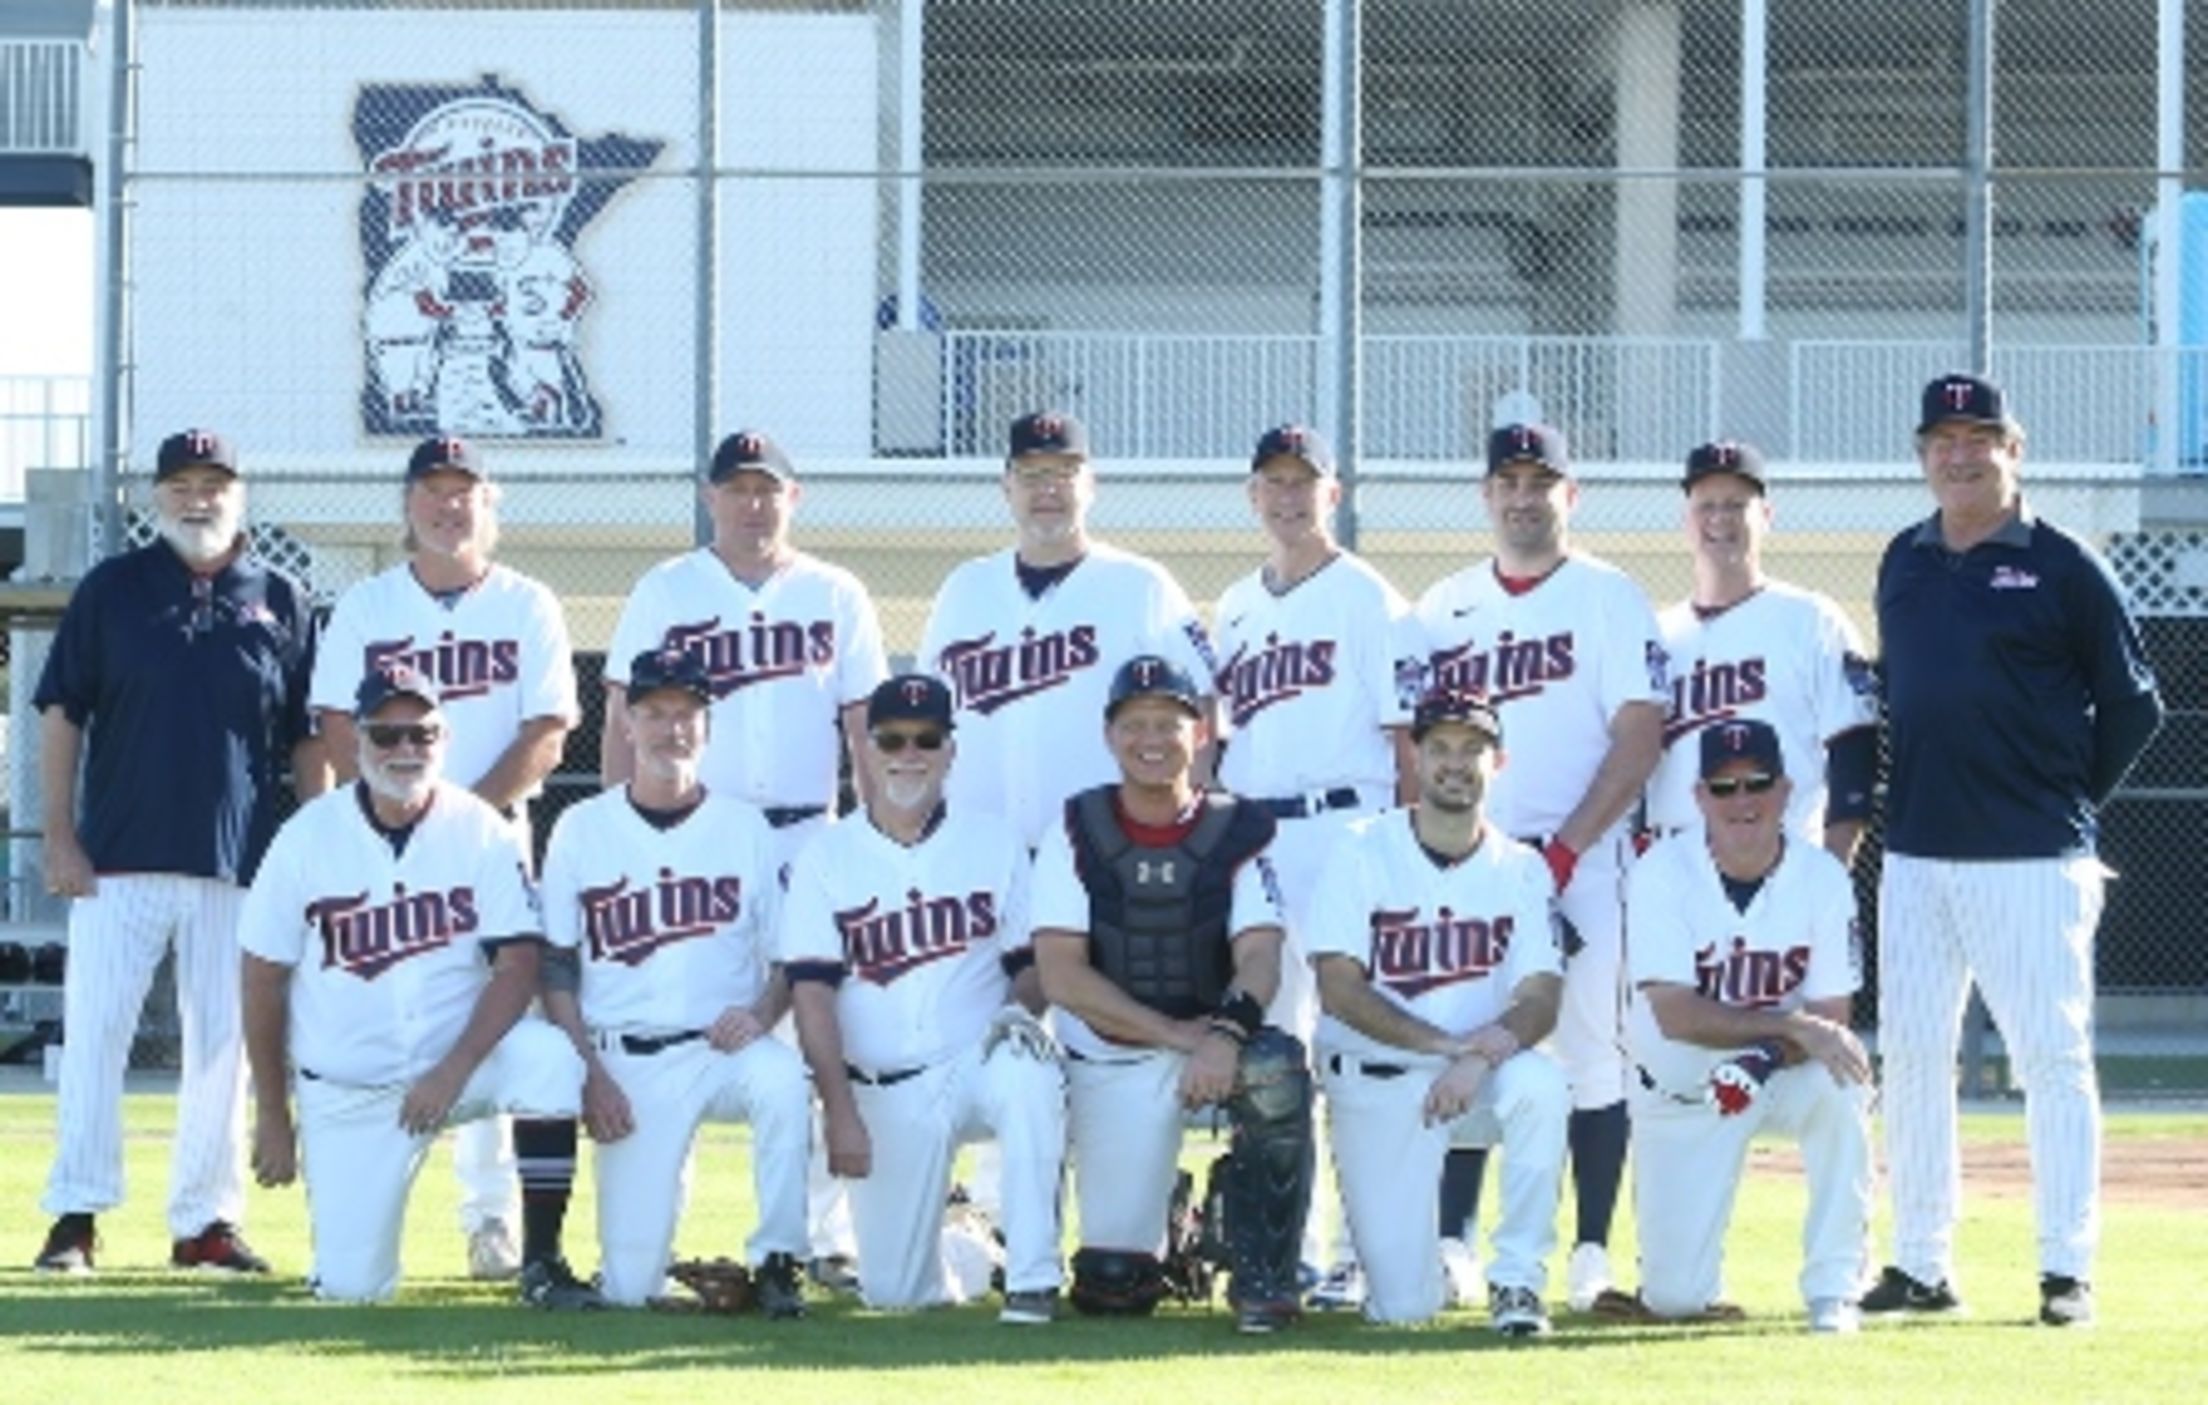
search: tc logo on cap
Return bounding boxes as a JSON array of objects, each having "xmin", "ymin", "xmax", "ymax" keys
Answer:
[
  {"xmin": 187, "ymin": 430, "xmax": 218, "ymax": 459},
  {"xmin": 1717, "ymin": 722, "xmax": 1753, "ymax": 753},
  {"xmin": 902, "ymin": 677, "xmax": 932, "ymax": 707},
  {"xmin": 1942, "ymin": 380, "xmax": 1976, "ymax": 411}
]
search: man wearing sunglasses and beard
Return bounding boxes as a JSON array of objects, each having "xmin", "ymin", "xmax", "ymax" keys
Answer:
[
  {"xmin": 783, "ymin": 675, "xmax": 1067, "ymax": 1323},
  {"xmin": 1619, "ymin": 718, "xmax": 1874, "ymax": 1334},
  {"xmin": 238, "ymin": 668, "xmax": 587, "ymax": 1304}
]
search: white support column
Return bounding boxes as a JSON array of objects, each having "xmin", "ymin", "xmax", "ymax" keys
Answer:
[
  {"xmin": 895, "ymin": 0, "xmax": 924, "ymax": 332},
  {"xmin": 1613, "ymin": 2, "xmax": 1681, "ymax": 339},
  {"xmin": 2151, "ymin": 0, "xmax": 2184, "ymax": 477},
  {"xmin": 1737, "ymin": 0, "xmax": 1768, "ymax": 342}
]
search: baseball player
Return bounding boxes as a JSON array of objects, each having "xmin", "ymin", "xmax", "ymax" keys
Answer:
[
  {"xmin": 1625, "ymin": 718, "xmax": 1874, "ymax": 1334},
  {"xmin": 1308, "ymin": 687, "xmax": 1568, "ymax": 1334},
  {"xmin": 238, "ymin": 669, "xmax": 592, "ymax": 1306},
  {"xmin": 1210, "ymin": 423, "xmax": 1413, "ymax": 1306},
  {"xmin": 784, "ymin": 674, "xmax": 1067, "ymax": 1322},
  {"xmin": 1644, "ymin": 441, "xmax": 1877, "ymax": 862},
  {"xmin": 1030, "ymin": 655, "xmax": 1312, "ymax": 1336},
  {"xmin": 1408, "ymin": 423, "xmax": 1667, "ymax": 1312},
  {"xmin": 535, "ymin": 648, "xmax": 809, "ymax": 1316},
  {"xmin": 310, "ymin": 434, "xmax": 580, "ymax": 1281},
  {"xmin": 919, "ymin": 411, "xmax": 1218, "ymax": 854},
  {"xmin": 33, "ymin": 429, "xmax": 322, "ymax": 1276},
  {"xmin": 1867, "ymin": 374, "xmax": 2162, "ymax": 1328}
]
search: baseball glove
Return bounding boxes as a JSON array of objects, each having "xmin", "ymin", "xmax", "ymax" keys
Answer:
[
  {"xmin": 1588, "ymin": 1288, "xmax": 1747, "ymax": 1325},
  {"xmin": 658, "ymin": 1257, "xmax": 757, "ymax": 1315},
  {"xmin": 981, "ymin": 1005, "xmax": 1061, "ymax": 1065}
]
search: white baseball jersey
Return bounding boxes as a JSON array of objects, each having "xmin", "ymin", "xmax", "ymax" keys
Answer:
[
  {"xmin": 238, "ymin": 781, "xmax": 540, "ymax": 1087},
  {"xmin": 1212, "ymin": 552, "xmax": 1412, "ymax": 800},
  {"xmin": 1623, "ymin": 836, "xmax": 1859, "ymax": 1097},
  {"xmin": 1027, "ymin": 807, "xmax": 1285, "ymax": 1060},
  {"xmin": 1647, "ymin": 581, "xmax": 1877, "ymax": 842},
  {"xmin": 1412, "ymin": 554, "xmax": 1668, "ymax": 841},
  {"xmin": 779, "ymin": 807, "xmax": 1031, "ymax": 1072},
  {"xmin": 1306, "ymin": 812, "xmax": 1564, "ymax": 1062},
  {"xmin": 311, "ymin": 561, "xmax": 579, "ymax": 793},
  {"xmin": 920, "ymin": 542, "xmax": 1216, "ymax": 849},
  {"xmin": 537, "ymin": 788, "xmax": 782, "ymax": 1033},
  {"xmin": 606, "ymin": 549, "xmax": 888, "ymax": 810}
]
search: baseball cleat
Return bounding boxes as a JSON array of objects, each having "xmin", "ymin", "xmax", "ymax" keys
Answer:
[
  {"xmin": 1306, "ymin": 1261, "xmax": 1366, "ymax": 1311},
  {"xmin": 755, "ymin": 1252, "xmax": 808, "ymax": 1320},
  {"xmin": 1565, "ymin": 1242, "xmax": 1612, "ymax": 1312},
  {"xmin": 998, "ymin": 1287, "xmax": 1059, "ymax": 1325},
  {"xmin": 1438, "ymin": 1238, "xmax": 1481, "ymax": 1310},
  {"xmin": 171, "ymin": 1221, "xmax": 270, "ymax": 1274},
  {"xmin": 1858, "ymin": 1265, "xmax": 1965, "ymax": 1317},
  {"xmin": 517, "ymin": 1255, "xmax": 605, "ymax": 1311},
  {"xmin": 34, "ymin": 1215, "xmax": 97, "ymax": 1274},
  {"xmin": 1807, "ymin": 1297, "xmax": 1861, "ymax": 1334},
  {"xmin": 807, "ymin": 1253, "xmax": 860, "ymax": 1295},
  {"xmin": 466, "ymin": 1218, "xmax": 523, "ymax": 1281},
  {"xmin": 1233, "ymin": 1297, "xmax": 1300, "ymax": 1335},
  {"xmin": 2038, "ymin": 1274, "xmax": 2094, "ymax": 1328},
  {"xmin": 1488, "ymin": 1283, "xmax": 1552, "ymax": 1338}
]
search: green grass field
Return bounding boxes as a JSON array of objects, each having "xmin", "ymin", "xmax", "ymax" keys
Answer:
[{"xmin": 2, "ymin": 1092, "xmax": 2204, "ymax": 1403}]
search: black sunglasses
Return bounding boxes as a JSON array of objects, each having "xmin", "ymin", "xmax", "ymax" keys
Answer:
[
  {"xmin": 365, "ymin": 723, "xmax": 443, "ymax": 749},
  {"xmin": 872, "ymin": 731, "xmax": 946, "ymax": 753},
  {"xmin": 1705, "ymin": 773, "xmax": 1778, "ymax": 798}
]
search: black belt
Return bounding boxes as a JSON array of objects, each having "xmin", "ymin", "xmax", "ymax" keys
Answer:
[
  {"xmin": 764, "ymin": 804, "xmax": 827, "ymax": 829},
  {"xmin": 1326, "ymin": 1053, "xmax": 1410, "ymax": 1080},
  {"xmin": 621, "ymin": 1030, "xmax": 706, "ymax": 1057},
  {"xmin": 844, "ymin": 1062, "xmax": 925, "ymax": 1087},
  {"xmin": 1257, "ymin": 787, "xmax": 1362, "ymax": 821}
]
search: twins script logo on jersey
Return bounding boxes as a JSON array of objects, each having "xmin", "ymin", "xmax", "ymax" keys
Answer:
[
  {"xmin": 834, "ymin": 889, "xmax": 999, "ymax": 986},
  {"xmin": 938, "ymin": 626, "xmax": 1100, "ymax": 715},
  {"xmin": 1660, "ymin": 654, "xmax": 1769, "ymax": 745},
  {"xmin": 578, "ymin": 870, "xmax": 743, "ymax": 967},
  {"xmin": 1428, "ymin": 632, "xmax": 1575, "ymax": 704},
  {"xmin": 364, "ymin": 634, "xmax": 521, "ymax": 704},
  {"xmin": 309, "ymin": 884, "xmax": 479, "ymax": 980},
  {"xmin": 1217, "ymin": 634, "xmax": 1338, "ymax": 726},
  {"xmin": 1693, "ymin": 936, "xmax": 1811, "ymax": 1009},
  {"xmin": 660, "ymin": 615, "xmax": 835, "ymax": 698},
  {"xmin": 355, "ymin": 77, "xmax": 663, "ymax": 440},
  {"xmin": 1367, "ymin": 906, "xmax": 1515, "ymax": 999}
]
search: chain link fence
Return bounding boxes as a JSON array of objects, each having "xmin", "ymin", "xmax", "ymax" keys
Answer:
[{"xmin": 3, "ymin": 0, "xmax": 2204, "ymax": 1092}]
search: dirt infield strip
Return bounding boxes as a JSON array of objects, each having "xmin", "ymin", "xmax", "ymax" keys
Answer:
[{"xmin": 1753, "ymin": 1136, "xmax": 2206, "ymax": 1210}]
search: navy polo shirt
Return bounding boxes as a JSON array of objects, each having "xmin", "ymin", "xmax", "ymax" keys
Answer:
[
  {"xmin": 1876, "ymin": 504, "xmax": 2159, "ymax": 860},
  {"xmin": 34, "ymin": 540, "xmax": 318, "ymax": 884}
]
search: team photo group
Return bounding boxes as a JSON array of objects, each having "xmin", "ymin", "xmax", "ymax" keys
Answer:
[{"xmin": 27, "ymin": 371, "xmax": 2162, "ymax": 1340}]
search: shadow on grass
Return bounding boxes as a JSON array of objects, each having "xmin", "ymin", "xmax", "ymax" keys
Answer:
[{"xmin": 0, "ymin": 1271, "xmax": 1792, "ymax": 1376}]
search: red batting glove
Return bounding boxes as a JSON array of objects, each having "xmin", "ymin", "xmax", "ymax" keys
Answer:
[{"xmin": 1542, "ymin": 838, "xmax": 1580, "ymax": 894}]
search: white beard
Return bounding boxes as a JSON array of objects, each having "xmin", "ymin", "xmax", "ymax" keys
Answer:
[
  {"xmin": 159, "ymin": 510, "xmax": 240, "ymax": 566},
  {"xmin": 881, "ymin": 774, "xmax": 935, "ymax": 812},
  {"xmin": 361, "ymin": 757, "xmax": 435, "ymax": 809}
]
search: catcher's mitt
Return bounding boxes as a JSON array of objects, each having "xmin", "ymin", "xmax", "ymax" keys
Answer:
[{"xmin": 657, "ymin": 1257, "xmax": 758, "ymax": 1315}]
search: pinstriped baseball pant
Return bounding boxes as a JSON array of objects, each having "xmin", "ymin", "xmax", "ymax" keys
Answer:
[{"xmin": 1877, "ymin": 853, "xmax": 2104, "ymax": 1284}]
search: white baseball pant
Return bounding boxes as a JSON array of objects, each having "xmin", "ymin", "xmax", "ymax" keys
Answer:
[
  {"xmin": 448, "ymin": 809, "xmax": 535, "ymax": 1236},
  {"xmin": 1554, "ymin": 839, "xmax": 1628, "ymax": 1110},
  {"xmin": 1066, "ymin": 1049, "xmax": 1206, "ymax": 1254}
]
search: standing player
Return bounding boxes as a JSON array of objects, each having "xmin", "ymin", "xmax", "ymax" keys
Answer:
[
  {"xmin": 784, "ymin": 675, "xmax": 1067, "ymax": 1322},
  {"xmin": 1308, "ymin": 688, "xmax": 1568, "ymax": 1333},
  {"xmin": 1030, "ymin": 656, "xmax": 1313, "ymax": 1336},
  {"xmin": 1644, "ymin": 441, "xmax": 1877, "ymax": 861},
  {"xmin": 920, "ymin": 411, "xmax": 1217, "ymax": 853},
  {"xmin": 1867, "ymin": 374, "xmax": 2161, "ymax": 1328},
  {"xmin": 239, "ymin": 670, "xmax": 591, "ymax": 1305},
  {"xmin": 535, "ymin": 648, "xmax": 809, "ymax": 1316},
  {"xmin": 1625, "ymin": 719, "xmax": 1874, "ymax": 1333},
  {"xmin": 311, "ymin": 434, "xmax": 579, "ymax": 1281},
  {"xmin": 1409, "ymin": 423, "xmax": 1667, "ymax": 1311},
  {"xmin": 33, "ymin": 429, "xmax": 321, "ymax": 1275}
]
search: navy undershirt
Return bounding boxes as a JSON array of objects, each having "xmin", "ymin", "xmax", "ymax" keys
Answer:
[
  {"xmin": 1015, "ymin": 555, "xmax": 1082, "ymax": 600},
  {"xmin": 629, "ymin": 792, "xmax": 706, "ymax": 831}
]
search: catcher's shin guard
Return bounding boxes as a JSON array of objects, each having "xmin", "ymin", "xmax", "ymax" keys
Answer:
[{"xmin": 1222, "ymin": 1027, "xmax": 1314, "ymax": 1304}]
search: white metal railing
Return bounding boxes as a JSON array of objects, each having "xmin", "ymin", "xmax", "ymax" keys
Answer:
[
  {"xmin": 0, "ymin": 375, "xmax": 92, "ymax": 500},
  {"xmin": 0, "ymin": 39, "xmax": 83, "ymax": 155}
]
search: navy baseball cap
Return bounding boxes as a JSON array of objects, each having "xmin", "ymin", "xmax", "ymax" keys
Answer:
[
  {"xmin": 355, "ymin": 665, "xmax": 440, "ymax": 718},
  {"xmin": 1681, "ymin": 440, "xmax": 1767, "ymax": 494},
  {"xmin": 1700, "ymin": 718, "xmax": 1784, "ymax": 779},
  {"xmin": 867, "ymin": 674, "xmax": 956, "ymax": 732},
  {"xmin": 1410, "ymin": 686, "xmax": 1503, "ymax": 744},
  {"xmin": 1487, "ymin": 422, "xmax": 1569, "ymax": 477},
  {"xmin": 1251, "ymin": 423, "xmax": 1336, "ymax": 476},
  {"xmin": 1918, "ymin": 373, "xmax": 2019, "ymax": 435},
  {"xmin": 1106, "ymin": 654, "xmax": 1202, "ymax": 720},
  {"xmin": 1008, "ymin": 411, "xmax": 1089, "ymax": 460},
  {"xmin": 626, "ymin": 647, "xmax": 713, "ymax": 705},
  {"xmin": 155, "ymin": 429, "xmax": 237, "ymax": 480},
  {"xmin": 708, "ymin": 430, "xmax": 795, "ymax": 483},
  {"xmin": 406, "ymin": 435, "xmax": 486, "ymax": 481}
]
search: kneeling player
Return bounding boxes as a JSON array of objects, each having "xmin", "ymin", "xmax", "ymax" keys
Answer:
[
  {"xmin": 537, "ymin": 649, "xmax": 811, "ymax": 1315},
  {"xmin": 1309, "ymin": 688, "xmax": 1567, "ymax": 1333},
  {"xmin": 1031, "ymin": 656, "xmax": 1314, "ymax": 1336},
  {"xmin": 241, "ymin": 669, "xmax": 588, "ymax": 1304},
  {"xmin": 1624, "ymin": 719, "xmax": 1873, "ymax": 1333},
  {"xmin": 785, "ymin": 675, "xmax": 1067, "ymax": 1322}
]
